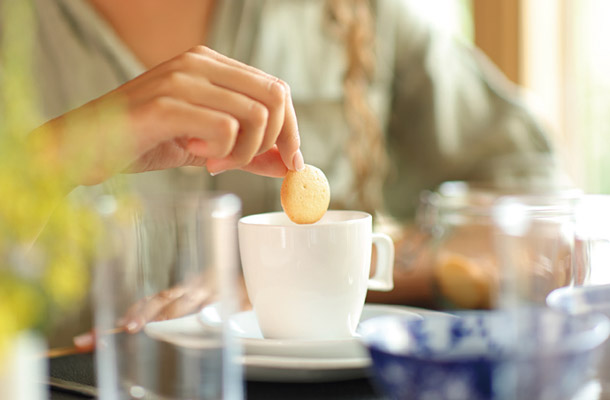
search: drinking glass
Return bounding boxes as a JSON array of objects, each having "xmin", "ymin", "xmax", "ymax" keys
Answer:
[
  {"xmin": 547, "ymin": 284, "xmax": 610, "ymax": 400},
  {"xmin": 93, "ymin": 190, "xmax": 243, "ymax": 399},
  {"xmin": 492, "ymin": 194, "xmax": 577, "ymax": 307},
  {"xmin": 574, "ymin": 194, "xmax": 610, "ymax": 285},
  {"xmin": 490, "ymin": 194, "xmax": 605, "ymax": 399},
  {"xmin": 415, "ymin": 181, "xmax": 581, "ymax": 310}
]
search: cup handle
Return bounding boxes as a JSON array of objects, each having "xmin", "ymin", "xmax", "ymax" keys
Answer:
[{"xmin": 367, "ymin": 233, "xmax": 395, "ymax": 291}]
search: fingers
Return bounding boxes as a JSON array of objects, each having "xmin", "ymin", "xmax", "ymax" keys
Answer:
[
  {"xmin": 276, "ymin": 86, "xmax": 303, "ymax": 171},
  {"xmin": 188, "ymin": 46, "xmax": 292, "ymax": 161},
  {"xmin": 120, "ymin": 287, "xmax": 187, "ymax": 332},
  {"xmin": 72, "ymin": 326, "xmax": 126, "ymax": 353},
  {"xmin": 238, "ymin": 146, "xmax": 289, "ymax": 177},
  {"xmin": 189, "ymin": 46, "xmax": 273, "ymax": 79},
  {"xmin": 187, "ymin": 55, "xmax": 289, "ymax": 173},
  {"xmin": 201, "ymin": 69, "xmax": 302, "ymax": 174},
  {"xmin": 120, "ymin": 284, "xmax": 213, "ymax": 333},
  {"xmin": 152, "ymin": 73, "xmax": 279, "ymax": 165},
  {"xmin": 152, "ymin": 289, "xmax": 214, "ymax": 322},
  {"xmin": 102, "ymin": 45, "xmax": 302, "ymax": 178},
  {"xmin": 147, "ymin": 47, "xmax": 300, "ymax": 172},
  {"xmin": 73, "ymin": 331, "xmax": 96, "ymax": 353},
  {"xmin": 97, "ymin": 271, "xmax": 250, "ymax": 338},
  {"xmin": 133, "ymin": 96, "xmax": 239, "ymax": 158}
]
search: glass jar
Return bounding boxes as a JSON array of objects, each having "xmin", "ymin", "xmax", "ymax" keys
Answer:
[{"xmin": 417, "ymin": 181, "xmax": 581, "ymax": 310}]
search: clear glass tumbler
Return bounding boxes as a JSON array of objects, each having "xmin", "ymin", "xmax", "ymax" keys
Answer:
[
  {"xmin": 417, "ymin": 181, "xmax": 579, "ymax": 310},
  {"xmin": 93, "ymin": 190, "xmax": 243, "ymax": 399},
  {"xmin": 575, "ymin": 194, "xmax": 610, "ymax": 286},
  {"xmin": 492, "ymin": 194, "xmax": 577, "ymax": 307}
]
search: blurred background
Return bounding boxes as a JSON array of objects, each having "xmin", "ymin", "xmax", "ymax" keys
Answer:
[{"xmin": 424, "ymin": 0, "xmax": 610, "ymax": 194}]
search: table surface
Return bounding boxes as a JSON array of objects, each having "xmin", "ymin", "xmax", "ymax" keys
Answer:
[{"xmin": 48, "ymin": 353, "xmax": 386, "ymax": 400}]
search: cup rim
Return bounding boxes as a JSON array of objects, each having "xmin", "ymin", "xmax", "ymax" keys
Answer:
[{"xmin": 238, "ymin": 210, "xmax": 371, "ymax": 227}]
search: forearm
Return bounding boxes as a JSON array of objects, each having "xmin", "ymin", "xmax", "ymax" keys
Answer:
[{"xmin": 26, "ymin": 96, "xmax": 133, "ymax": 190}]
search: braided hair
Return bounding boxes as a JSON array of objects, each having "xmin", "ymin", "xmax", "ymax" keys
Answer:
[{"xmin": 324, "ymin": 0, "xmax": 389, "ymax": 215}]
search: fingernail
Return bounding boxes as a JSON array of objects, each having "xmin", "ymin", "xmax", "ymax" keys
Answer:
[
  {"xmin": 209, "ymin": 170, "xmax": 226, "ymax": 177},
  {"xmin": 73, "ymin": 333, "xmax": 94, "ymax": 349},
  {"xmin": 126, "ymin": 320, "xmax": 140, "ymax": 333},
  {"xmin": 292, "ymin": 150, "xmax": 305, "ymax": 171}
]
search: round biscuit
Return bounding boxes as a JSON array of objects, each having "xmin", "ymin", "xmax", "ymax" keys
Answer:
[
  {"xmin": 435, "ymin": 253, "xmax": 490, "ymax": 309},
  {"xmin": 281, "ymin": 164, "xmax": 330, "ymax": 224}
]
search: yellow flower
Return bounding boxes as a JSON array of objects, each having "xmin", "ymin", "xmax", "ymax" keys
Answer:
[
  {"xmin": 0, "ymin": 302, "xmax": 19, "ymax": 361},
  {"xmin": 0, "ymin": 274, "xmax": 46, "ymax": 366},
  {"xmin": 0, "ymin": 0, "xmax": 102, "ymax": 354},
  {"xmin": 0, "ymin": 274, "xmax": 46, "ymax": 331},
  {"xmin": 43, "ymin": 252, "xmax": 89, "ymax": 309}
]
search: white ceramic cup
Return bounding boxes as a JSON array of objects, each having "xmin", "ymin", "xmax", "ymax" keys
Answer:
[{"xmin": 238, "ymin": 210, "xmax": 394, "ymax": 340}]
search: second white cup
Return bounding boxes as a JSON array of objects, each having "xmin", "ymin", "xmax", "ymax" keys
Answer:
[{"xmin": 238, "ymin": 210, "xmax": 394, "ymax": 340}]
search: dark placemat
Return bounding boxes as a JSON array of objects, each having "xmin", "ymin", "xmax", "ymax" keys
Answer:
[
  {"xmin": 49, "ymin": 353, "xmax": 386, "ymax": 400},
  {"xmin": 246, "ymin": 379, "xmax": 384, "ymax": 400},
  {"xmin": 50, "ymin": 353, "xmax": 96, "ymax": 387},
  {"xmin": 49, "ymin": 353, "xmax": 97, "ymax": 399}
]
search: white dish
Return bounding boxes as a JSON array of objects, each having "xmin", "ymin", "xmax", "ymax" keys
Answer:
[
  {"xmin": 144, "ymin": 315, "xmax": 371, "ymax": 381},
  {"xmin": 199, "ymin": 303, "xmax": 425, "ymax": 359},
  {"xmin": 240, "ymin": 355, "xmax": 370, "ymax": 382},
  {"xmin": 145, "ymin": 313, "xmax": 220, "ymax": 349},
  {"xmin": 145, "ymin": 303, "xmax": 448, "ymax": 382}
]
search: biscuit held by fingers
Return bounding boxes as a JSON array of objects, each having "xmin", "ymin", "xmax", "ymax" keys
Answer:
[{"xmin": 281, "ymin": 164, "xmax": 331, "ymax": 224}]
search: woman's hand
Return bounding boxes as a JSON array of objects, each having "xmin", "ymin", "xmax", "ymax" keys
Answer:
[
  {"xmin": 72, "ymin": 273, "xmax": 252, "ymax": 353},
  {"xmin": 31, "ymin": 45, "xmax": 303, "ymax": 187}
]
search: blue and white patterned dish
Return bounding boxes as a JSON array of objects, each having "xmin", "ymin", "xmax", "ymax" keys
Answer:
[
  {"xmin": 359, "ymin": 308, "xmax": 610, "ymax": 400},
  {"xmin": 548, "ymin": 284, "xmax": 610, "ymax": 396},
  {"xmin": 547, "ymin": 284, "xmax": 610, "ymax": 314}
]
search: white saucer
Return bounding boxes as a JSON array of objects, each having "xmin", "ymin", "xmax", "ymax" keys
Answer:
[
  {"xmin": 199, "ymin": 303, "xmax": 424, "ymax": 359},
  {"xmin": 240, "ymin": 355, "xmax": 370, "ymax": 382},
  {"xmin": 145, "ymin": 303, "xmax": 446, "ymax": 382},
  {"xmin": 144, "ymin": 313, "xmax": 220, "ymax": 349}
]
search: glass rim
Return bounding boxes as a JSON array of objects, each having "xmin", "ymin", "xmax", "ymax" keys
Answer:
[
  {"xmin": 94, "ymin": 190, "xmax": 242, "ymax": 217},
  {"xmin": 429, "ymin": 181, "xmax": 582, "ymax": 218}
]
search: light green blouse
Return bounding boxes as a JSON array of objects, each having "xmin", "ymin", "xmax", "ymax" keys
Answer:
[{"xmin": 25, "ymin": 0, "xmax": 561, "ymax": 221}]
